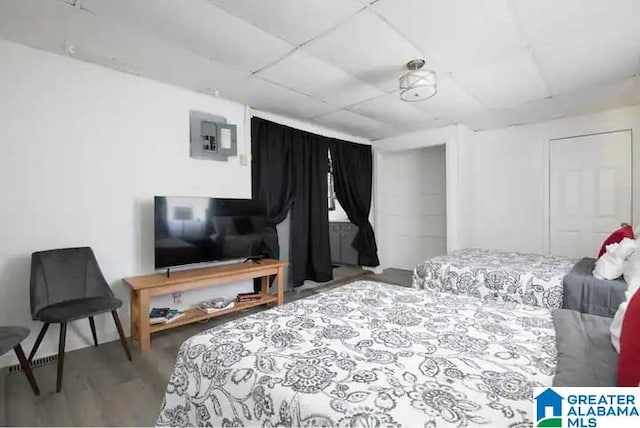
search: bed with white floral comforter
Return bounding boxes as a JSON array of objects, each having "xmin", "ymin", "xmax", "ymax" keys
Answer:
[
  {"xmin": 157, "ymin": 281, "xmax": 556, "ymax": 427},
  {"xmin": 413, "ymin": 249, "xmax": 576, "ymax": 309}
]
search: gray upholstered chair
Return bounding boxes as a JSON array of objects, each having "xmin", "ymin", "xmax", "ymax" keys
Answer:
[
  {"xmin": 0, "ymin": 326, "xmax": 39, "ymax": 395},
  {"xmin": 28, "ymin": 247, "xmax": 132, "ymax": 392}
]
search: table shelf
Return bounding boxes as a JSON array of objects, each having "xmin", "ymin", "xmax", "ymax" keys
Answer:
[{"xmin": 150, "ymin": 294, "xmax": 278, "ymax": 333}]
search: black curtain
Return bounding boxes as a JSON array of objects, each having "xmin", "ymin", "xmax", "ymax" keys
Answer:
[
  {"xmin": 329, "ymin": 140, "xmax": 380, "ymax": 266},
  {"xmin": 251, "ymin": 118, "xmax": 294, "ymax": 260},
  {"xmin": 251, "ymin": 117, "xmax": 332, "ymax": 287}
]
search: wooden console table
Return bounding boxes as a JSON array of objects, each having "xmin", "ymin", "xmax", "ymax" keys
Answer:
[{"xmin": 123, "ymin": 259, "xmax": 288, "ymax": 351}]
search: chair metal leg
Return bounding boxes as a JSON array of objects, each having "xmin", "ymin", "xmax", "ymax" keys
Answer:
[
  {"xmin": 111, "ymin": 310, "xmax": 132, "ymax": 361},
  {"xmin": 28, "ymin": 323, "xmax": 49, "ymax": 362},
  {"xmin": 56, "ymin": 323, "xmax": 67, "ymax": 393},
  {"xmin": 14, "ymin": 344, "xmax": 39, "ymax": 395},
  {"xmin": 89, "ymin": 316, "xmax": 98, "ymax": 346}
]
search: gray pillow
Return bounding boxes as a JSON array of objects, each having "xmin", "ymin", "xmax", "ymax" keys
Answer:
[{"xmin": 552, "ymin": 309, "xmax": 618, "ymax": 387}]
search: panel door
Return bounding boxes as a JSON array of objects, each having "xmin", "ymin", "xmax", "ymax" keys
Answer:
[{"xmin": 550, "ymin": 131, "xmax": 632, "ymax": 258}]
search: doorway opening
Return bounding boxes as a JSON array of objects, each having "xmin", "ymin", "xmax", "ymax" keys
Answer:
[{"xmin": 379, "ymin": 144, "xmax": 447, "ymax": 270}]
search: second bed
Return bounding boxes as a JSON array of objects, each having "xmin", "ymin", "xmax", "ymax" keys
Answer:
[
  {"xmin": 413, "ymin": 248, "xmax": 576, "ymax": 309},
  {"xmin": 413, "ymin": 248, "xmax": 628, "ymax": 316}
]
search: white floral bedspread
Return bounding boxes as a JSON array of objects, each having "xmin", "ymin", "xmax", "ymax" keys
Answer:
[
  {"xmin": 413, "ymin": 249, "xmax": 576, "ymax": 309},
  {"xmin": 157, "ymin": 281, "xmax": 556, "ymax": 427}
]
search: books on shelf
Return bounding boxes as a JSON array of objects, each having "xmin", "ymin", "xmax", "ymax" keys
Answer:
[
  {"xmin": 236, "ymin": 292, "xmax": 262, "ymax": 303},
  {"xmin": 149, "ymin": 307, "xmax": 185, "ymax": 324},
  {"xmin": 197, "ymin": 297, "xmax": 235, "ymax": 314}
]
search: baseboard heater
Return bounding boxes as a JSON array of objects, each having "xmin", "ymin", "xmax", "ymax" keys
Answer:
[{"xmin": 7, "ymin": 354, "xmax": 57, "ymax": 373}]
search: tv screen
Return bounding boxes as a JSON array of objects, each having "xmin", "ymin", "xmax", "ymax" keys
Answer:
[{"xmin": 154, "ymin": 196, "xmax": 272, "ymax": 269}]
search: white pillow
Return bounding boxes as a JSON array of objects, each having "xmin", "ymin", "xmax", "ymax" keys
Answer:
[
  {"xmin": 617, "ymin": 238, "xmax": 637, "ymax": 259},
  {"xmin": 594, "ymin": 248, "xmax": 625, "ymax": 280},
  {"xmin": 624, "ymin": 245, "xmax": 640, "ymax": 288},
  {"xmin": 594, "ymin": 238, "xmax": 636, "ymax": 280}
]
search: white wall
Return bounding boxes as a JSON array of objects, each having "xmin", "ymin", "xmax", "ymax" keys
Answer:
[
  {"xmin": 379, "ymin": 145, "xmax": 446, "ymax": 269},
  {"xmin": 458, "ymin": 106, "xmax": 640, "ymax": 254},
  {"xmin": 0, "ymin": 40, "xmax": 374, "ymax": 367},
  {"xmin": 374, "ymin": 106, "xmax": 640, "ymax": 262},
  {"xmin": 0, "ymin": 39, "xmax": 257, "ymax": 367}
]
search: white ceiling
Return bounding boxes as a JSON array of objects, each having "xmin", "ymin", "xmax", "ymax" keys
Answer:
[{"xmin": 1, "ymin": 0, "xmax": 639, "ymax": 140}]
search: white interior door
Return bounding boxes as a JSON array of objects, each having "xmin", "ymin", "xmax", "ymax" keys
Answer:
[
  {"xmin": 550, "ymin": 130, "xmax": 632, "ymax": 258},
  {"xmin": 380, "ymin": 145, "xmax": 446, "ymax": 270}
]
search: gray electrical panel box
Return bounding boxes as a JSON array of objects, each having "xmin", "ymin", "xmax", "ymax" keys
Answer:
[{"xmin": 189, "ymin": 110, "xmax": 237, "ymax": 161}]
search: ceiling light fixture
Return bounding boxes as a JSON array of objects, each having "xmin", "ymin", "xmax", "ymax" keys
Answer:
[{"xmin": 399, "ymin": 59, "xmax": 437, "ymax": 102}]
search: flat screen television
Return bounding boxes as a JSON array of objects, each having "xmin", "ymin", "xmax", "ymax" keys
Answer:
[{"xmin": 154, "ymin": 196, "xmax": 272, "ymax": 269}]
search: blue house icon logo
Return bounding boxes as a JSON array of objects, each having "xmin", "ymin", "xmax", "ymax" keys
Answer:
[{"xmin": 535, "ymin": 388, "xmax": 563, "ymax": 427}]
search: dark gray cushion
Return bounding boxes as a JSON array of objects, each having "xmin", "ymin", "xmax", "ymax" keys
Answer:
[
  {"xmin": 0, "ymin": 326, "xmax": 29, "ymax": 356},
  {"xmin": 552, "ymin": 309, "xmax": 618, "ymax": 387},
  {"xmin": 30, "ymin": 247, "xmax": 116, "ymax": 322},
  {"xmin": 562, "ymin": 257, "xmax": 627, "ymax": 317},
  {"xmin": 36, "ymin": 296, "xmax": 122, "ymax": 323}
]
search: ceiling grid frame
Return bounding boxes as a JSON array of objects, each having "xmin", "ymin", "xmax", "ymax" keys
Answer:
[{"xmin": 1, "ymin": 0, "xmax": 639, "ymax": 140}]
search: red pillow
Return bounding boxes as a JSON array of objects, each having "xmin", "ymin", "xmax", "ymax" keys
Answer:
[
  {"xmin": 599, "ymin": 225, "xmax": 634, "ymax": 257},
  {"xmin": 618, "ymin": 288, "xmax": 640, "ymax": 386}
]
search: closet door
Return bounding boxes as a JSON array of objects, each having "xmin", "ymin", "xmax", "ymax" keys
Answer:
[{"xmin": 550, "ymin": 130, "xmax": 632, "ymax": 258}]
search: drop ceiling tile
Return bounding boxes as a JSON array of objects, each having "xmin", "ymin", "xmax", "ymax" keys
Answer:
[
  {"xmin": 303, "ymin": 10, "xmax": 429, "ymax": 92},
  {"xmin": 413, "ymin": 77, "xmax": 486, "ymax": 121},
  {"xmin": 373, "ymin": 118, "xmax": 454, "ymax": 140},
  {"xmin": 85, "ymin": 0, "xmax": 293, "ymax": 72},
  {"xmin": 555, "ymin": 76, "xmax": 640, "ymax": 116},
  {"xmin": 510, "ymin": 0, "xmax": 640, "ymax": 44},
  {"xmin": 492, "ymin": 97, "xmax": 567, "ymax": 127},
  {"xmin": 71, "ymin": 15, "xmax": 253, "ymax": 97},
  {"xmin": 534, "ymin": 28, "xmax": 640, "ymax": 95},
  {"xmin": 256, "ymin": 50, "xmax": 384, "ymax": 108},
  {"xmin": 0, "ymin": 0, "xmax": 73, "ymax": 55},
  {"xmin": 455, "ymin": 52, "xmax": 549, "ymax": 108},
  {"xmin": 62, "ymin": 20, "xmax": 335, "ymax": 122},
  {"xmin": 225, "ymin": 76, "xmax": 336, "ymax": 119},
  {"xmin": 463, "ymin": 77, "xmax": 640, "ymax": 131},
  {"xmin": 374, "ymin": 0, "xmax": 525, "ymax": 73},
  {"xmin": 210, "ymin": 0, "xmax": 364, "ymax": 46},
  {"xmin": 461, "ymin": 111, "xmax": 513, "ymax": 132},
  {"xmin": 313, "ymin": 109, "xmax": 395, "ymax": 139},
  {"xmin": 67, "ymin": 14, "xmax": 147, "ymax": 75},
  {"xmin": 347, "ymin": 92, "xmax": 436, "ymax": 126}
]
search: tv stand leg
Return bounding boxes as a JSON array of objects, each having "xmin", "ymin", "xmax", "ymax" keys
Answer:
[
  {"xmin": 130, "ymin": 290, "xmax": 139, "ymax": 341},
  {"xmin": 260, "ymin": 275, "xmax": 269, "ymax": 295},
  {"xmin": 276, "ymin": 266, "xmax": 285, "ymax": 306},
  {"xmin": 138, "ymin": 290, "xmax": 151, "ymax": 352}
]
